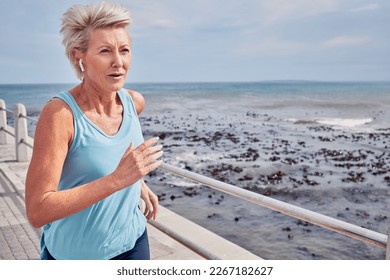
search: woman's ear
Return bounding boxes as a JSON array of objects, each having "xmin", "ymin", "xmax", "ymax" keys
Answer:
[
  {"xmin": 72, "ymin": 48, "xmax": 85, "ymax": 80},
  {"xmin": 72, "ymin": 48, "xmax": 84, "ymax": 62}
]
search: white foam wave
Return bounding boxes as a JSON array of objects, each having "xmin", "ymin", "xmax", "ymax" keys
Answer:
[
  {"xmin": 286, "ymin": 117, "xmax": 373, "ymax": 128},
  {"xmin": 315, "ymin": 118, "xmax": 373, "ymax": 127}
]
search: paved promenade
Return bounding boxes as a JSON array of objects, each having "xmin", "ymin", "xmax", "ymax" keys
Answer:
[
  {"xmin": 0, "ymin": 171, "xmax": 40, "ymax": 259},
  {"xmin": 0, "ymin": 141, "xmax": 39, "ymax": 260},
  {"xmin": 0, "ymin": 142, "xmax": 261, "ymax": 260}
]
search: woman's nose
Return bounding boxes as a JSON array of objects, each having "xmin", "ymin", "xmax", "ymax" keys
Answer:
[{"xmin": 112, "ymin": 51, "xmax": 123, "ymax": 68}]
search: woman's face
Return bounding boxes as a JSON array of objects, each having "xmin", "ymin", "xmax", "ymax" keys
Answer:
[{"xmin": 82, "ymin": 27, "xmax": 131, "ymax": 93}]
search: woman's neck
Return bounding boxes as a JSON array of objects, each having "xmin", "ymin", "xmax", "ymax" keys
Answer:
[{"xmin": 72, "ymin": 81, "xmax": 121, "ymax": 116}]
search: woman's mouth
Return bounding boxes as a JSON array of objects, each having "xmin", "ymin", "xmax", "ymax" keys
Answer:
[{"xmin": 108, "ymin": 73, "xmax": 124, "ymax": 78}]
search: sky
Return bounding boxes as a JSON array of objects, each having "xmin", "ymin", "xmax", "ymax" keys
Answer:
[{"xmin": 0, "ymin": 0, "xmax": 389, "ymax": 84}]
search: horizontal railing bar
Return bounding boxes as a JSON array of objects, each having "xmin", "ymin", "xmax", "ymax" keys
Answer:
[
  {"xmin": 158, "ymin": 162, "xmax": 387, "ymax": 249},
  {"xmin": 0, "ymin": 127, "xmax": 15, "ymax": 137},
  {"xmin": 19, "ymin": 114, "xmax": 38, "ymax": 123},
  {"xmin": 20, "ymin": 138, "xmax": 33, "ymax": 149},
  {"xmin": 149, "ymin": 220, "xmax": 221, "ymax": 260},
  {"xmin": 0, "ymin": 105, "xmax": 38, "ymax": 122},
  {"xmin": 0, "ymin": 107, "xmax": 13, "ymax": 114}
]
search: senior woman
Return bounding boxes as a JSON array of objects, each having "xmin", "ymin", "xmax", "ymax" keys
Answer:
[{"xmin": 25, "ymin": 2, "xmax": 163, "ymax": 260}]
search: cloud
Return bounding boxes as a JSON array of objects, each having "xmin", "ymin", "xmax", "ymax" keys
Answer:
[
  {"xmin": 350, "ymin": 3, "xmax": 379, "ymax": 12},
  {"xmin": 236, "ymin": 34, "xmax": 373, "ymax": 58},
  {"xmin": 126, "ymin": 2, "xmax": 180, "ymax": 32},
  {"xmin": 237, "ymin": 37, "xmax": 308, "ymax": 57},
  {"xmin": 128, "ymin": 1, "xmax": 251, "ymax": 32},
  {"xmin": 322, "ymin": 35, "xmax": 372, "ymax": 48},
  {"xmin": 258, "ymin": 0, "xmax": 341, "ymax": 24},
  {"xmin": 148, "ymin": 19, "xmax": 178, "ymax": 29}
]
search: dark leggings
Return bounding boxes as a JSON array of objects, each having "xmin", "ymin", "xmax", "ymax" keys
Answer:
[{"xmin": 42, "ymin": 229, "xmax": 150, "ymax": 260}]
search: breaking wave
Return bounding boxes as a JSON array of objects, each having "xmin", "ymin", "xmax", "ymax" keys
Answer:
[{"xmin": 286, "ymin": 117, "xmax": 373, "ymax": 128}]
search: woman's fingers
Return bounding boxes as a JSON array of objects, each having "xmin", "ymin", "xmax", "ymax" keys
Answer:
[
  {"xmin": 141, "ymin": 144, "xmax": 163, "ymax": 158},
  {"xmin": 144, "ymin": 150, "xmax": 164, "ymax": 165},
  {"xmin": 143, "ymin": 199, "xmax": 153, "ymax": 219},
  {"xmin": 143, "ymin": 159, "xmax": 163, "ymax": 174},
  {"xmin": 143, "ymin": 194, "xmax": 159, "ymax": 220},
  {"xmin": 136, "ymin": 137, "xmax": 160, "ymax": 153},
  {"xmin": 139, "ymin": 176, "xmax": 159, "ymax": 222},
  {"xmin": 135, "ymin": 140, "xmax": 163, "ymax": 174},
  {"xmin": 112, "ymin": 137, "xmax": 163, "ymax": 189},
  {"xmin": 150, "ymin": 193, "xmax": 159, "ymax": 220}
]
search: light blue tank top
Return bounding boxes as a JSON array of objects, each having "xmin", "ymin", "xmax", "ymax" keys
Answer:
[{"xmin": 41, "ymin": 89, "xmax": 146, "ymax": 260}]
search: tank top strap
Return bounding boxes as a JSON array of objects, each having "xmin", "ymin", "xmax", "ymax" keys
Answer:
[
  {"xmin": 117, "ymin": 88, "xmax": 138, "ymax": 118},
  {"xmin": 54, "ymin": 91, "xmax": 84, "ymax": 119}
]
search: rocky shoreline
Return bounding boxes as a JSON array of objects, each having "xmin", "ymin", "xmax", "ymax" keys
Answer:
[{"xmin": 141, "ymin": 110, "xmax": 390, "ymax": 260}]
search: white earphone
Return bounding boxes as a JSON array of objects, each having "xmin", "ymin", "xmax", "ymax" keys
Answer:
[{"xmin": 79, "ymin": 59, "xmax": 85, "ymax": 72}]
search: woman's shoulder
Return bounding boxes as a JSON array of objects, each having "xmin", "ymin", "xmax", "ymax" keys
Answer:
[
  {"xmin": 38, "ymin": 97, "xmax": 74, "ymax": 128},
  {"xmin": 41, "ymin": 97, "xmax": 73, "ymax": 118},
  {"xmin": 124, "ymin": 88, "xmax": 145, "ymax": 115},
  {"xmin": 33, "ymin": 97, "xmax": 74, "ymax": 149}
]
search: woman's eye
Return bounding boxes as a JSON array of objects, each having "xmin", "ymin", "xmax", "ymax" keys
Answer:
[
  {"xmin": 100, "ymin": 49, "xmax": 110, "ymax": 53},
  {"xmin": 121, "ymin": 48, "xmax": 130, "ymax": 53}
]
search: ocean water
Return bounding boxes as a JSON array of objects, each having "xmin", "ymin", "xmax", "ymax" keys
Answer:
[
  {"xmin": 2, "ymin": 81, "xmax": 390, "ymax": 136},
  {"xmin": 1, "ymin": 81, "xmax": 390, "ymax": 116},
  {"xmin": 1, "ymin": 81, "xmax": 390, "ymax": 259}
]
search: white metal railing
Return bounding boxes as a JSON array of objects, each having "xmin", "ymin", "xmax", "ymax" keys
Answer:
[
  {"xmin": 0, "ymin": 102, "xmax": 32, "ymax": 161},
  {"xmin": 0, "ymin": 99, "xmax": 12, "ymax": 144},
  {"xmin": 148, "ymin": 219, "xmax": 221, "ymax": 260},
  {"xmin": 159, "ymin": 163, "xmax": 388, "ymax": 248},
  {"xmin": 1, "ymin": 98, "xmax": 389, "ymax": 259}
]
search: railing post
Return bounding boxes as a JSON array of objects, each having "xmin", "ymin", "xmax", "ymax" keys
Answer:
[
  {"xmin": 13, "ymin": 103, "xmax": 29, "ymax": 162},
  {"xmin": 0, "ymin": 99, "xmax": 10, "ymax": 144},
  {"xmin": 386, "ymin": 226, "xmax": 390, "ymax": 260}
]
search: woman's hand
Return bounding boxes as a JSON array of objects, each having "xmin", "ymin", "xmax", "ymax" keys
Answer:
[
  {"xmin": 111, "ymin": 137, "xmax": 163, "ymax": 190},
  {"xmin": 141, "ymin": 181, "xmax": 159, "ymax": 220}
]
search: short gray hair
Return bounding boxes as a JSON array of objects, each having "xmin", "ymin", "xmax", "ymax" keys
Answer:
[{"xmin": 60, "ymin": 1, "xmax": 132, "ymax": 80}]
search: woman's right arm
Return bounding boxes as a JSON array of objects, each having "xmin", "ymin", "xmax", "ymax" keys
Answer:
[{"xmin": 25, "ymin": 99, "xmax": 162, "ymax": 228}]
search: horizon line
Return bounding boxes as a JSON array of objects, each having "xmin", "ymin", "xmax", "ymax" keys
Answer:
[{"xmin": 1, "ymin": 79, "xmax": 390, "ymax": 86}]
